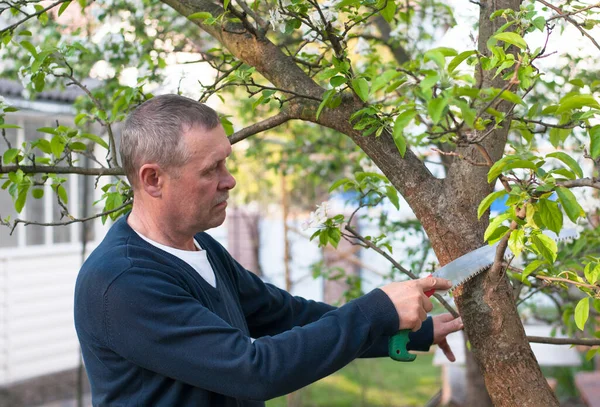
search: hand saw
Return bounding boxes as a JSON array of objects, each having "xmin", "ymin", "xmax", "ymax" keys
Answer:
[{"xmin": 388, "ymin": 228, "xmax": 578, "ymax": 362}]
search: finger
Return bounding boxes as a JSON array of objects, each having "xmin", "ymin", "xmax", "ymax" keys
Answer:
[
  {"xmin": 422, "ymin": 294, "xmax": 433, "ymax": 313},
  {"xmin": 435, "ymin": 313, "xmax": 458, "ymax": 323},
  {"xmin": 411, "ymin": 319, "xmax": 423, "ymax": 332},
  {"xmin": 418, "ymin": 277, "xmax": 452, "ymax": 292},
  {"xmin": 439, "ymin": 338, "xmax": 456, "ymax": 362},
  {"xmin": 419, "ymin": 307, "xmax": 427, "ymax": 322},
  {"xmin": 440, "ymin": 317, "xmax": 464, "ymax": 335}
]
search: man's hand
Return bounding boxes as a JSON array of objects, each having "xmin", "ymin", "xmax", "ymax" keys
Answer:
[
  {"xmin": 432, "ymin": 313, "xmax": 463, "ymax": 362},
  {"xmin": 380, "ymin": 278, "xmax": 452, "ymax": 332}
]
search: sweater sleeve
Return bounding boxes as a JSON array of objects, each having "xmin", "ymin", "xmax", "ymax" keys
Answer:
[
  {"xmin": 230, "ymin": 256, "xmax": 434, "ymax": 355},
  {"xmin": 104, "ymin": 267, "xmax": 400, "ymax": 401}
]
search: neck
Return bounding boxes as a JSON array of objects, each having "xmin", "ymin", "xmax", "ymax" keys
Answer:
[{"xmin": 128, "ymin": 204, "xmax": 197, "ymax": 251}]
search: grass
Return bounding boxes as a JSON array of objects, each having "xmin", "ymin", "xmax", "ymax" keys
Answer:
[{"xmin": 266, "ymin": 353, "xmax": 441, "ymax": 407}]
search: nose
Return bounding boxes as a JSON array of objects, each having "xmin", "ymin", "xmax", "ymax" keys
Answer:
[{"xmin": 221, "ymin": 169, "xmax": 236, "ymax": 191}]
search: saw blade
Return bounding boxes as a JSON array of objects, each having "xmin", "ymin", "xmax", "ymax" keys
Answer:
[{"xmin": 431, "ymin": 228, "xmax": 579, "ymax": 293}]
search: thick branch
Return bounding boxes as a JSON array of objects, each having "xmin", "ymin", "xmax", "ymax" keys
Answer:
[
  {"xmin": 229, "ymin": 112, "xmax": 292, "ymax": 144},
  {"xmin": 0, "ymin": 164, "xmax": 124, "ymax": 176}
]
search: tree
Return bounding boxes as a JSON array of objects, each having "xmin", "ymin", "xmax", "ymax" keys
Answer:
[{"xmin": 1, "ymin": 0, "xmax": 600, "ymax": 405}]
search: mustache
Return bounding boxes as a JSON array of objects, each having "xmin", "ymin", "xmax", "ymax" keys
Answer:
[{"xmin": 214, "ymin": 195, "xmax": 229, "ymax": 205}]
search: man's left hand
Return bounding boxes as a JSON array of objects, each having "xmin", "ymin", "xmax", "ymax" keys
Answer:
[{"xmin": 432, "ymin": 313, "xmax": 463, "ymax": 362}]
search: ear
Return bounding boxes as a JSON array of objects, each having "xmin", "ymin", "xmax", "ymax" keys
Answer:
[{"xmin": 138, "ymin": 164, "xmax": 163, "ymax": 198}]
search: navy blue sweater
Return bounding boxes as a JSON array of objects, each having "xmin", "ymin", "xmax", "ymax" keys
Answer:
[{"xmin": 74, "ymin": 216, "xmax": 433, "ymax": 406}]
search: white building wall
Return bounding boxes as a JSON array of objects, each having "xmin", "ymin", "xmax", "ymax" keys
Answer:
[
  {"xmin": 0, "ymin": 257, "xmax": 8, "ymax": 384},
  {"xmin": 0, "ymin": 244, "xmax": 89, "ymax": 385}
]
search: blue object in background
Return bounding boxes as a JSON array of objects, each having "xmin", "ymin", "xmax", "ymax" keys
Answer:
[{"xmin": 489, "ymin": 192, "xmax": 557, "ymax": 216}]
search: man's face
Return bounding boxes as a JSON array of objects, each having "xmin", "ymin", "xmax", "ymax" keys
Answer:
[{"xmin": 162, "ymin": 124, "xmax": 236, "ymax": 233}]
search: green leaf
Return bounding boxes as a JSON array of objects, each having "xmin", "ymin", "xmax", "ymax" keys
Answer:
[
  {"xmin": 428, "ymin": 97, "xmax": 448, "ymax": 125},
  {"xmin": 37, "ymin": 127, "xmax": 58, "ymax": 135},
  {"xmin": 316, "ymin": 89, "xmax": 334, "ymax": 120},
  {"xmin": 448, "ymin": 50, "xmax": 477, "ymax": 73},
  {"xmin": 58, "ymin": 0, "xmax": 71, "ymax": 16},
  {"xmin": 556, "ymin": 94, "xmax": 600, "ymax": 114},
  {"xmin": 379, "ymin": 0, "xmax": 396, "ymax": 23},
  {"xmin": 556, "ymin": 187, "xmax": 585, "ymax": 223},
  {"xmin": 20, "ymin": 40, "xmax": 37, "ymax": 56},
  {"xmin": 14, "ymin": 183, "xmax": 29, "ymax": 213},
  {"xmin": 70, "ymin": 141, "xmax": 87, "ymax": 151},
  {"xmin": 537, "ymin": 199, "xmax": 563, "ymax": 235},
  {"xmin": 546, "ymin": 152, "xmax": 583, "ymax": 178},
  {"xmin": 522, "ymin": 259, "xmax": 544, "ymax": 279},
  {"xmin": 79, "ymin": 133, "xmax": 109, "ymax": 149},
  {"xmin": 330, "ymin": 76, "xmax": 347, "ymax": 88},
  {"xmin": 56, "ymin": 184, "xmax": 68, "ymax": 204},
  {"xmin": 0, "ymin": 124, "xmax": 21, "ymax": 129},
  {"xmin": 590, "ymin": 125, "xmax": 600, "ymax": 159},
  {"xmin": 329, "ymin": 178, "xmax": 349, "ymax": 193},
  {"xmin": 488, "ymin": 158, "xmax": 537, "ymax": 183},
  {"xmin": 531, "ymin": 232, "xmax": 557, "ymax": 263},
  {"xmin": 319, "ymin": 229, "xmax": 329, "ymax": 247},
  {"xmin": 491, "ymin": 88, "xmax": 525, "ymax": 106},
  {"xmin": 31, "ymin": 188, "xmax": 44, "ymax": 199},
  {"xmin": 51, "ymin": 135, "xmax": 66, "ymax": 158},
  {"xmin": 478, "ymin": 190, "xmax": 507, "ymax": 219},
  {"xmin": 393, "ymin": 132, "xmax": 407, "ymax": 157},
  {"xmin": 188, "ymin": 12, "xmax": 212, "ymax": 20},
  {"xmin": 533, "ymin": 16, "xmax": 546, "ymax": 31},
  {"xmin": 371, "ymin": 70, "xmax": 401, "ymax": 93},
  {"xmin": 508, "ymin": 229, "xmax": 525, "ymax": 257},
  {"xmin": 487, "ymin": 225, "xmax": 510, "ymax": 244},
  {"xmin": 574, "ymin": 297, "xmax": 589, "ymax": 331},
  {"xmin": 3, "ymin": 148, "xmax": 19, "ymax": 164},
  {"xmin": 493, "ymin": 32, "xmax": 527, "ymax": 50},
  {"xmin": 423, "ymin": 50, "xmax": 446, "ymax": 69},
  {"xmin": 420, "ymin": 73, "xmax": 439, "ymax": 91},
  {"xmin": 584, "ymin": 263, "xmax": 600, "ymax": 285},
  {"xmin": 351, "ymin": 78, "xmax": 369, "ymax": 102},
  {"xmin": 328, "ymin": 227, "xmax": 341, "ymax": 248},
  {"xmin": 484, "ymin": 212, "xmax": 511, "ymax": 242},
  {"xmin": 386, "ymin": 185, "xmax": 400, "ymax": 210}
]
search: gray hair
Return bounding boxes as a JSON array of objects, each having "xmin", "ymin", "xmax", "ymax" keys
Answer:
[{"xmin": 120, "ymin": 94, "xmax": 221, "ymax": 187}]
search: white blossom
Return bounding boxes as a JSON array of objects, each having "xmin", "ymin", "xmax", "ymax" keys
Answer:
[
  {"xmin": 18, "ymin": 67, "xmax": 32, "ymax": 88},
  {"xmin": 47, "ymin": 63, "xmax": 69, "ymax": 76},
  {"xmin": 301, "ymin": 201, "xmax": 331, "ymax": 230},
  {"xmin": 268, "ymin": 9, "xmax": 286, "ymax": 33},
  {"xmin": 354, "ymin": 37, "xmax": 371, "ymax": 56}
]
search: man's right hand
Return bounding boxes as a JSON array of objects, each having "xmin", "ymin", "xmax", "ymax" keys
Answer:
[{"xmin": 380, "ymin": 278, "xmax": 452, "ymax": 332}]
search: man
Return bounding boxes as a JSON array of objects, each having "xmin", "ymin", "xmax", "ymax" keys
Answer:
[{"xmin": 74, "ymin": 94, "xmax": 462, "ymax": 406}]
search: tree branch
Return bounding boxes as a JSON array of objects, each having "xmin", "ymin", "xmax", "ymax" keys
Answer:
[
  {"xmin": 0, "ymin": 164, "xmax": 124, "ymax": 176},
  {"xmin": 0, "ymin": 0, "xmax": 68, "ymax": 34},
  {"xmin": 546, "ymin": 2, "xmax": 600, "ymax": 22},
  {"xmin": 345, "ymin": 224, "xmax": 459, "ymax": 318},
  {"xmin": 229, "ymin": 112, "xmax": 292, "ymax": 144},
  {"xmin": 556, "ymin": 178, "xmax": 600, "ymax": 190},
  {"xmin": 527, "ymin": 336, "xmax": 600, "ymax": 346},
  {"xmin": 3, "ymin": 199, "xmax": 133, "ymax": 235},
  {"xmin": 536, "ymin": 0, "xmax": 600, "ymax": 52}
]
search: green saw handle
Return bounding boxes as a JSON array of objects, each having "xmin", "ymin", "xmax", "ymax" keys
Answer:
[{"xmin": 389, "ymin": 277, "xmax": 435, "ymax": 362}]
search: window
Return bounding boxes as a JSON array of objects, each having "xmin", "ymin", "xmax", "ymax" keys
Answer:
[{"xmin": 0, "ymin": 111, "xmax": 97, "ymax": 249}]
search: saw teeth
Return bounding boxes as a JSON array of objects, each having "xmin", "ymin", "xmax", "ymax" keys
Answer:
[{"xmin": 448, "ymin": 252, "xmax": 512, "ymax": 293}]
